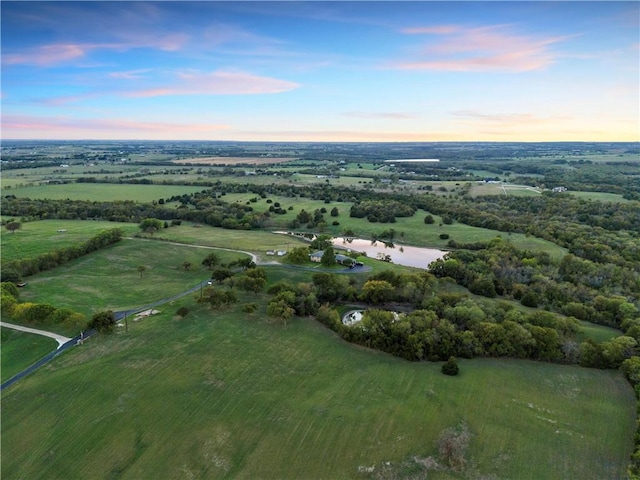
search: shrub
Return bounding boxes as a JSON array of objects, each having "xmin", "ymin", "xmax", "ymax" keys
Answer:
[
  {"xmin": 439, "ymin": 233, "xmax": 450, "ymax": 240},
  {"xmin": 441, "ymin": 357, "xmax": 459, "ymax": 376},
  {"xmin": 88, "ymin": 310, "xmax": 116, "ymax": 333},
  {"xmin": 176, "ymin": 306, "xmax": 190, "ymax": 317}
]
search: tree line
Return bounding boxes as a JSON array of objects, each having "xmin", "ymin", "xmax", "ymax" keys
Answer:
[{"xmin": 1, "ymin": 228, "xmax": 123, "ymax": 282}]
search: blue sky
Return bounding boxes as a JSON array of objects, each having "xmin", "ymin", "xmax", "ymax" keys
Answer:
[{"xmin": 2, "ymin": 1, "xmax": 638, "ymax": 141}]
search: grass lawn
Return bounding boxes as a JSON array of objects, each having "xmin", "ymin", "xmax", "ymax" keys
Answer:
[
  {"xmin": 1, "ymin": 327, "xmax": 58, "ymax": 383},
  {"xmin": 1, "ymin": 219, "xmax": 140, "ymax": 262},
  {"xmin": 577, "ymin": 321, "xmax": 624, "ymax": 344},
  {"xmin": 150, "ymin": 224, "xmax": 310, "ymax": 257},
  {"xmin": 567, "ymin": 191, "xmax": 632, "ymax": 203},
  {"xmin": 17, "ymin": 238, "xmax": 250, "ymax": 326},
  {"xmin": 1, "ymin": 299, "xmax": 634, "ymax": 480},
  {"xmin": 3, "ymin": 183, "xmax": 204, "ymax": 202}
]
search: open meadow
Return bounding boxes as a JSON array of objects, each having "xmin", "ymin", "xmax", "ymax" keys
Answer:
[
  {"xmin": 1, "ymin": 220, "xmax": 139, "ymax": 261},
  {"xmin": 1, "ymin": 299, "xmax": 634, "ymax": 480},
  {"xmin": 2, "ymin": 183, "xmax": 205, "ymax": 203},
  {"xmin": 17, "ymin": 238, "xmax": 250, "ymax": 324}
]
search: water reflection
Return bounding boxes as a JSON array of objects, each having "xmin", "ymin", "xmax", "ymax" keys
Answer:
[{"xmin": 332, "ymin": 237, "xmax": 446, "ymax": 270}]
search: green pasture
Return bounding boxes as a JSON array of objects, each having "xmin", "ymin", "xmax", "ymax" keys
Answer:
[
  {"xmin": 327, "ymin": 210, "xmax": 566, "ymax": 259},
  {"xmin": 567, "ymin": 191, "xmax": 631, "ymax": 203},
  {"xmin": 577, "ymin": 321, "xmax": 623, "ymax": 344},
  {"xmin": 1, "ymin": 299, "xmax": 634, "ymax": 480},
  {"xmin": 17, "ymin": 239, "xmax": 250, "ymax": 324},
  {"xmin": 2, "ymin": 183, "xmax": 205, "ymax": 202},
  {"xmin": 468, "ymin": 182, "xmax": 542, "ymax": 197},
  {"xmin": 150, "ymin": 224, "xmax": 309, "ymax": 257},
  {"xmin": 211, "ymin": 193, "xmax": 566, "ymax": 258},
  {"xmin": 1, "ymin": 220, "xmax": 139, "ymax": 262},
  {"xmin": 0, "ymin": 327, "xmax": 58, "ymax": 383}
]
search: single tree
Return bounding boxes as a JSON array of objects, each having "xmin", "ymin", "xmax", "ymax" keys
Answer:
[
  {"xmin": 139, "ymin": 218, "xmax": 163, "ymax": 235},
  {"xmin": 137, "ymin": 265, "xmax": 147, "ymax": 278},
  {"xmin": 320, "ymin": 247, "xmax": 336, "ymax": 267},
  {"xmin": 201, "ymin": 252, "xmax": 221, "ymax": 269},
  {"xmin": 5, "ymin": 222, "xmax": 21, "ymax": 234},
  {"xmin": 182, "ymin": 261, "xmax": 192, "ymax": 271}
]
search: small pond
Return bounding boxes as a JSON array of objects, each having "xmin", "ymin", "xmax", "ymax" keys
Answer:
[{"xmin": 331, "ymin": 237, "xmax": 447, "ymax": 270}]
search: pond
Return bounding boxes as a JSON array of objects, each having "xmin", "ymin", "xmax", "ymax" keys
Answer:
[{"xmin": 331, "ymin": 237, "xmax": 447, "ymax": 270}]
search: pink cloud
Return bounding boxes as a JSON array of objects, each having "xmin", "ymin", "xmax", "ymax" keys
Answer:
[
  {"xmin": 3, "ymin": 43, "xmax": 90, "ymax": 66},
  {"xmin": 394, "ymin": 24, "xmax": 576, "ymax": 73},
  {"xmin": 3, "ymin": 34, "xmax": 189, "ymax": 67},
  {"xmin": 401, "ymin": 25, "xmax": 460, "ymax": 35},
  {"xmin": 126, "ymin": 70, "xmax": 299, "ymax": 97},
  {"xmin": 343, "ymin": 111, "xmax": 417, "ymax": 120},
  {"xmin": 108, "ymin": 69, "xmax": 151, "ymax": 80},
  {"xmin": 2, "ymin": 114, "xmax": 230, "ymax": 138}
]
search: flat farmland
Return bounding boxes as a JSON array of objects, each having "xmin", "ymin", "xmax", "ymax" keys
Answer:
[
  {"xmin": 1, "ymin": 220, "xmax": 139, "ymax": 262},
  {"xmin": 173, "ymin": 156, "xmax": 297, "ymax": 165},
  {"xmin": 4, "ymin": 183, "xmax": 205, "ymax": 202},
  {"xmin": 1, "ymin": 302, "xmax": 634, "ymax": 480}
]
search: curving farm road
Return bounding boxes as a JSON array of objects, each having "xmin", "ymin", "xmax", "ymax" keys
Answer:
[{"xmin": 0, "ymin": 321, "xmax": 71, "ymax": 348}]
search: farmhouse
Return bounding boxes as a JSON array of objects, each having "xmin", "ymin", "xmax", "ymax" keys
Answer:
[{"xmin": 309, "ymin": 250, "xmax": 352, "ymax": 265}]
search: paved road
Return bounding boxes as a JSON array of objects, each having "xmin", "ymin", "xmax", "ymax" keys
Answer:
[{"xmin": 1, "ymin": 321, "xmax": 72, "ymax": 348}]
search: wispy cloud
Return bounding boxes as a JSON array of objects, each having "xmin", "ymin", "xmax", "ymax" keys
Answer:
[
  {"xmin": 451, "ymin": 110, "xmax": 574, "ymax": 130},
  {"xmin": 2, "ymin": 114, "xmax": 230, "ymax": 138},
  {"xmin": 109, "ymin": 69, "xmax": 152, "ymax": 80},
  {"xmin": 238, "ymin": 129, "xmax": 460, "ymax": 142},
  {"xmin": 394, "ymin": 24, "xmax": 576, "ymax": 73},
  {"xmin": 125, "ymin": 70, "xmax": 299, "ymax": 97},
  {"xmin": 343, "ymin": 111, "xmax": 418, "ymax": 120},
  {"xmin": 3, "ymin": 33, "xmax": 189, "ymax": 67}
]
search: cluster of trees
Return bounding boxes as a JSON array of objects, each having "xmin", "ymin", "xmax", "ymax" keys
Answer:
[
  {"xmin": 312, "ymin": 284, "xmax": 637, "ymax": 368},
  {"xmin": 251, "ymin": 263, "xmax": 638, "ymax": 369},
  {"xmin": 1, "ymin": 228, "xmax": 123, "ymax": 282},
  {"xmin": 428, "ymin": 238, "xmax": 639, "ymax": 331},
  {"xmin": 1, "ymin": 282, "xmax": 86, "ymax": 330}
]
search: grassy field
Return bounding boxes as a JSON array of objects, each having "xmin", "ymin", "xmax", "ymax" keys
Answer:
[
  {"xmin": 2, "ymin": 183, "xmax": 205, "ymax": 202},
  {"xmin": 150, "ymin": 224, "xmax": 309, "ymax": 257},
  {"xmin": 567, "ymin": 191, "xmax": 631, "ymax": 203},
  {"xmin": 1, "ymin": 299, "xmax": 634, "ymax": 480},
  {"xmin": 209, "ymin": 194, "xmax": 567, "ymax": 258},
  {"xmin": 17, "ymin": 239, "xmax": 250, "ymax": 326},
  {"xmin": 1, "ymin": 219, "xmax": 140, "ymax": 262},
  {"xmin": 1, "ymin": 327, "xmax": 58, "ymax": 382}
]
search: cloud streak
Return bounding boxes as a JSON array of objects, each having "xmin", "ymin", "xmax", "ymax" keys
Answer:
[
  {"xmin": 3, "ymin": 33, "xmax": 190, "ymax": 67},
  {"xmin": 2, "ymin": 114, "xmax": 230, "ymax": 138},
  {"xmin": 394, "ymin": 24, "xmax": 575, "ymax": 72},
  {"xmin": 125, "ymin": 70, "xmax": 299, "ymax": 97},
  {"xmin": 343, "ymin": 111, "xmax": 418, "ymax": 120}
]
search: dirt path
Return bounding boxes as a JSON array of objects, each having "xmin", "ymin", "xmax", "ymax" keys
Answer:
[{"xmin": 0, "ymin": 321, "xmax": 72, "ymax": 348}]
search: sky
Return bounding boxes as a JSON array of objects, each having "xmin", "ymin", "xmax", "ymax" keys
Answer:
[{"xmin": 1, "ymin": 1, "xmax": 639, "ymax": 142}]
